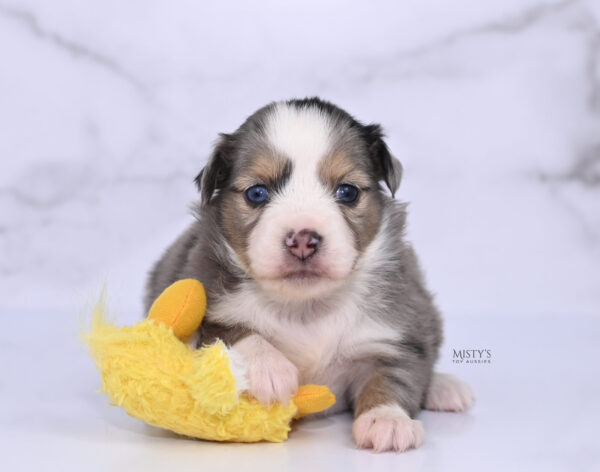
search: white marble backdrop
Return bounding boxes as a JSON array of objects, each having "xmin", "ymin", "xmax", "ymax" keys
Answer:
[{"xmin": 1, "ymin": 0, "xmax": 598, "ymax": 318}]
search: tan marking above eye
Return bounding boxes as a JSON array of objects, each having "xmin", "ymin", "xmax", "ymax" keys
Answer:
[
  {"xmin": 232, "ymin": 175, "xmax": 267, "ymax": 190},
  {"xmin": 232, "ymin": 152, "xmax": 291, "ymax": 190},
  {"xmin": 319, "ymin": 152, "xmax": 372, "ymax": 189},
  {"xmin": 336, "ymin": 172, "xmax": 371, "ymax": 189}
]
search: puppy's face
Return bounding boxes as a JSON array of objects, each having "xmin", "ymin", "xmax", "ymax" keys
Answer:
[{"xmin": 198, "ymin": 99, "xmax": 402, "ymax": 300}]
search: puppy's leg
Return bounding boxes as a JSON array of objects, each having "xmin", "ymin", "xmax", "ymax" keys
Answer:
[
  {"xmin": 232, "ymin": 334, "xmax": 299, "ymax": 405},
  {"xmin": 423, "ymin": 372, "xmax": 475, "ymax": 412},
  {"xmin": 352, "ymin": 372, "xmax": 425, "ymax": 453}
]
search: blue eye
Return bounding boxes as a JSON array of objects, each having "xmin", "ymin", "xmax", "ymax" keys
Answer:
[
  {"xmin": 245, "ymin": 185, "xmax": 269, "ymax": 204},
  {"xmin": 336, "ymin": 184, "xmax": 359, "ymax": 203}
]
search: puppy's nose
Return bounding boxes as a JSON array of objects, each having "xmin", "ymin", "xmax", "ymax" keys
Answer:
[{"xmin": 285, "ymin": 229, "xmax": 322, "ymax": 260}]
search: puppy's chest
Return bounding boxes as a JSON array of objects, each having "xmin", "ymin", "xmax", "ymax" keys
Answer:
[
  {"xmin": 255, "ymin": 302, "xmax": 394, "ymax": 386},
  {"xmin": 267, "ymin": 315, "xmax": 352, "ymax": 383},
  {"xmin": 212, "ymin": 286, "xmax": 399, "ymax": 403}
]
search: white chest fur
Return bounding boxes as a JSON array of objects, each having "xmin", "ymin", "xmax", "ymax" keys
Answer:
[{"xmin": 210, "ymin": 282, "xmax": 399, "ymax": 410}]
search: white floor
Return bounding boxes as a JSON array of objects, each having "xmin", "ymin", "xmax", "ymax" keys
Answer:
[{"xmin": 1, "ymin": 312, "xmax": 598, "ymax": 472}]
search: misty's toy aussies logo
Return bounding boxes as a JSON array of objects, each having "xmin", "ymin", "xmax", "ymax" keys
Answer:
[{"xmin": 452, "ymin": 348, "xmax": 492, "ymax": 364}]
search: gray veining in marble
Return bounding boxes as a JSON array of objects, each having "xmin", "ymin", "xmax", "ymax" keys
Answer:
[{"xmin": 0, "ymin": 0, "xmax": 598, "ymax": 317}]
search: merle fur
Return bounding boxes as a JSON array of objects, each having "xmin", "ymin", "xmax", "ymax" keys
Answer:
[{"xmin": 145, "ymin": 97, "xmax": 442, "ymax": 417}]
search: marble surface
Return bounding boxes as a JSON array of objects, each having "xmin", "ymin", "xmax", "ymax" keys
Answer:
[
  {"xmin": 0, "ymin": 0, "xmax": 599, "ymax": 318},
  {"xmin": 1, "ymin": 1, "xmax": 600, "ymax": 470}
]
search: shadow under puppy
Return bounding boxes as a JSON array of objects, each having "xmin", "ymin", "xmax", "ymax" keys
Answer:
[{"xmin": 145, "ymin": 97, "xmax": 474, "ymax": 452}]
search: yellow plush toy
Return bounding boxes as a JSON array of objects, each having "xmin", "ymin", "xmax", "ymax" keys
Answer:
[{"xmin": 85, "ymin": 279, "xmax": 335, "ymax": 442}]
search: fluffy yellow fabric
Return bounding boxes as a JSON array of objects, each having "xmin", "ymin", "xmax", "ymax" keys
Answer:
[
  {"xmin": 84, "ymin": 278, "xmax": 336, "ymax": 442},
  {"xmin": 86, "ymin": 304, "xmax": 299, "ymax": 442}
]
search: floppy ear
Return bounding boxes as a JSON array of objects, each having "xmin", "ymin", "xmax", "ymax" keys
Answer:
[
  {"xmin": 194, "ymin": 133, "xmax": 234, "ymax": 207},
  {"xmin": 363, "ymin": 124, "xmax": 403, "ymax": 197}
]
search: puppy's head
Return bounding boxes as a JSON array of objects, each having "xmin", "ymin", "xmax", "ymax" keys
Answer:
[{"xmin": 196, "ymin": 98, "xmax": 402, "ymax": 300}]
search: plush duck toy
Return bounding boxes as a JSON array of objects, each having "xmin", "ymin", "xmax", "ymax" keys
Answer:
[{"xmin": 85, "ymin": 279, "xmax": 335, "ymax": 443}]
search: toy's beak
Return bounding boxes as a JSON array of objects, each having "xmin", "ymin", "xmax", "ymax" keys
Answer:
[{"xmin": 293, "ymin": 385, "xmax": 336, "ymax": 418}]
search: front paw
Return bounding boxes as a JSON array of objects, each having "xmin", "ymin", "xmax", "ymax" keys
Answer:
[
  {"xmin": 246, "ymin": 352, "xmax": 299, "ymax": 405},
  {"xmin": 233, "ymin": 334, "xmax": 299, "ymax": 405},
  {"xmin": 353, "ymin": 405, "xmax": 424, "ymax": 453}
]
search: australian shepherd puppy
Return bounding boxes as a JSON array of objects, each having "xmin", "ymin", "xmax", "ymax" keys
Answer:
[{"xmin": 145, "ymin": 97, "xmax": 474, "ymax": 452}]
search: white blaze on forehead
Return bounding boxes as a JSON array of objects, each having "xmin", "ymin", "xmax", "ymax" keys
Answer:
[
  {"xmin": 265, "ymin": 103, "xmax": 335, "ymax": 174},
  {"xmin": 246, "ymin": 102, "xmax": 358, "ymax": 292}
]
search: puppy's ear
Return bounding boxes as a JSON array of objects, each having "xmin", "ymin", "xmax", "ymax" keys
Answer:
[
  {"xmin": 364, "ymin": 124, "xmax": 403, "ymax": 197},
  {"xmin": 195, "ymin": 133, "xmax": 234, "ymax": 206}
]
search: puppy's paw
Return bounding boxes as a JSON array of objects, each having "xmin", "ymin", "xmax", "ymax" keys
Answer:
[
  {"xmin": 424, "ymin": 372, "xmax": 475, "ymax": 412},
  {"xmin": 232, "ymin": 334, "xmax": 299, "ymax": 405},
  {"xmin": 246, "ymin": 353, "xmax": 299, "ymax": 405},
  {"xmin": 353, "ymin": 405, "xmax": 424, "ymax": 453}
]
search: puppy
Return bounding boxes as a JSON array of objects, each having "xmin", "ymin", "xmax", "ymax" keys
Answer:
[{"xmin": 145, "ymin": 98, "xmax": 474, "ymax": 452}]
